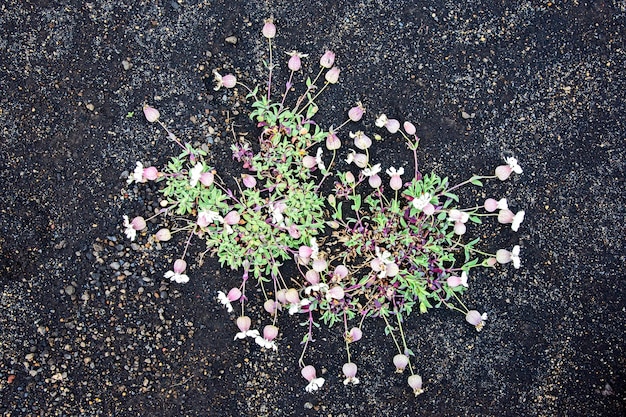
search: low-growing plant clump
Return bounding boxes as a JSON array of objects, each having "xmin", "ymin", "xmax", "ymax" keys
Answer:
[{"xmin": 122, "ymin": 18, "xmax": 524, "ymax": 396}]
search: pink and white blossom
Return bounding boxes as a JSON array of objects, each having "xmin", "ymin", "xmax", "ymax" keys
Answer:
[
  {"xmin": 164, "ymin": 259, "xmax": 190, "ymax": 284},
  {"xmin": 495, "ymin": 156, "xmax": 523, "ymax": 180},
  {"xmin": 342, "ymin": 362, "xmax": 360, "ymax": 385},
  {"xmin": 465, "ymin": 310, "xmax": 488, "ymax": 331},
  {"xmin": 234, "ymin": 315, "xmax": 260, "ymax": 340},
  {"xmin": 301, "ymin": 365, "xmax": 325, "ymax": 392},
  {"xmin": 496, "ymin": 245, "xmax": 521, "ymax": 269}
]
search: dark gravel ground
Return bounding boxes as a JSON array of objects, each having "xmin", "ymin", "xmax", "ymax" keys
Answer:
[{"xmin": 1, "ymin": 1, "xmax": 625, "ymax": 416}]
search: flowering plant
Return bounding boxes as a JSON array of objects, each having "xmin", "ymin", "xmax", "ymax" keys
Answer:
[{"xmin": 122, "ymin": 18, "xmax": 525, "ymax": 396}]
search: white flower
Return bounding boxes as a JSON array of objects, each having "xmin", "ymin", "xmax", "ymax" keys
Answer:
[
  {"xmin": 122, "ymin": 215, "xmax": 136, "ymax": 241},
  {"xmin": 254, "ymin": 336, "xmax": 278, "ymax": 351},
  {"xmin": 288, "ymin": 298, "xmax": 310, "ymax": 315},
  {"xmin": 460, "ymin": 271, "xmax": 468, "ymax": 287},
  {"xmin": 234, "ymin": 329, "xmax": 260, "ymax": 340},
  {"xmin": 345, "ymin": 150, "xmax": 355, "ymax": 164},
  {"xmin": 127, "ymin": 161, "xmax": 145, "ymax": 184},
  {"xmin": 310, "ymin": 237, "xmax": 320, "ymax": 260},
  {"xmin": 197, "ymin": 210, "xmax": 224, "ymax": 227},
  {"xmin": 496, "ymin": 198, "xmax": 508, "ymax": 210},
  {"xmin": 385, "ymin": 166, "xmax": 404, "ymax": 177},
  {"xmin": 511, "ymin": 245, "xmax": 521, "ymax": 269},
  {"xmin": 305, "ymin": 377, "xmax": 325, "ymax": 393},
  {"xmin": 315, "ymin": 147, "xmax": 326, "ymax": 171},
  {"xmin": 412, "ymin": 193, "xmax": 432, "ymax": 210},
  {"xmin": 164, "ymin": 270, "xmax": 189, "ymax": 284},
  {"xmin": 375, "ymin": 114, "xmax": 388, "ymax": 128},
  {"xmin": 362, "ymin": 164, "xmax": 381, "ymax": 177},
  {"xmin": 506, "ymin": 157, "xmax": 523, "ymax": 174},
  {"xmin": 217, "ymin": 291, "xmax": 234, "ymax": 313},
  {"xmin": 189, "ymin": 163, "xmax": 204, "ymax": 187},
  {"xmin": 304, "ymin": 282, "xmax": 329, "ymax": 295},
  {"xmin": 511, "ymin": 210, "xmax": 525, "ymax": 232}
]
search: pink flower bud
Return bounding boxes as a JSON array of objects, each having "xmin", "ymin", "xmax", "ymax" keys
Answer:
[
  {"xmin": 299, "ymin": 245, "xmax": 313, "ymax": 259},
  {"xmin": 263, "ymin": 325, "xmax": 279, "ymax": 341},
  {"xmin": 143, "ymin": 105, "xmax": 160, "ymax": 123},
  {"xmin": 325, "ymin": 67, "xmax": 340, "ymax": 84},
  {"xmin": 221, "ymin": 74, "xmax": 236, "ymax": 88},
  {"xmin": 236, "ymin": 315, "xmax": 251, "ymax": 332},
  {"xmin": 342, "ymin": 362, "xmax": 357, "ymax": 378},
  {"xmin": 325, "ymin": 131, "xmax": 341, "ymax": 150},
  {"xmin": 312, "ymin": 258, "xmax": 327, "ymax": 272},
  {"xmin": 264, "ymin": 299, "xmax": 278, "ymax": 314},
  {"xmin": 262, "ymin": 19, "xmax": 276, "ymax": 39},
  {"xmin": 131, "ymin": 216, "xmax": 146, "ymax": 231},
  {"xmin": 224, "ymin": 210, "xmax": 240, "ymax": 225},
  {"xmin": 200, "ymin": 171, "xmax": 214, "ymax": 187},
  {"xmin": 143, "ymin": 166, "xmax": 159, "ymax": 181},
  {"xmin": 226, "ymin": 287, "xmax": 242, "ymax": 301},
  {"xmin": 393, "ymin": 354, "xmax": 409, "ymax": 372},
  {"xmin": 348, "ymin": 103, "xmax": 365, "ymax": 122},
  {"xmin": 285, "ymin": 288, "xmax": 300, "ymax": 304},
  {"xmin": 385, "ymin": 118, "xmax": 400, "ymax": 134},
  {"xmin": 173, "ymin": 259, "xmax": 187, "ymax": 274},
  {"xmin": 242, "ymin": 174, "xmax": 256, "ymax": 188},
  {"xmin": 320, "ymin": 50, "xmax": 335, "ymax": 68},
  {"xmin": 301, "ymin": 365, "xmax": 317, "ymax": 382},
  {"xmin": 408, "ymin": 374, "xmax": 424, "ymax": 395},
  {"xmin": 302, "ymin": 155, "xmax": 317, "ymax": 169},
  {"xmin": 286, "ymin": 51, "xmax": 307, "ymax": 71},
  {"xmin": 327, "ymin": 286, "xmax": 345, "ymax": 300},
  {"xmin": 368, "ymin": 174, "xmax": 382, "ymax": 188},
  {"xmin": 345, "ymin": 171, "xmax": 356, "ymax": 184},
  {"xmin": 403, "ymin": 121, "xmax": 416, "ymax": 135},
  {"xmin": 154, "ymin": 228, "xmax": 171, "ymax": 242},
  {"xmin": 305, "ymin": 269, "xmax": 320, "ymax": 285}
]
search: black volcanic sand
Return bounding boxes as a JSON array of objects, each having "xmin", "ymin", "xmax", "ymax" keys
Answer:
[{"xmin": 1, "ymin": 1, "xmax": 624, "ymax": 416}]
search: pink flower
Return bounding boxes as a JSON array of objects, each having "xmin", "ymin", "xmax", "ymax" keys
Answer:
[
  {"xmin": 345, "ymin": 150, "xmax": 368, "ymax": 168},
  {"xmin": 465, "ymin": 310, "xmax": 488, "ymax": 331},
  {"xmin": 386, "ymin": 167, "xmax": 404, "ymax": 191},
  {"xmin": 375, "ymin": 114, "xmax": 400, "ymax": 134},
  {"xmin": 255, "ymin": 325, "xmax": 279, "ymax": 350},
  {"xmin": 217, "ymin": 287, "xmax": 241, "ymax": 313},
  {"xmin": 350, "ymin": 131, "xmax": 372, "ymax": 150},
  {"xmin": 197, "ymin": 210, "xmax": 223, "ymax": 228},
  {"xmin": 449, "ymin": 209, "xmax": 470, "ymax": 235},
  {"xmin": 495, "ymin": 157, "xmax": 523, "ymax": 180},
  {"xmin": 393, "ymin": 354, "xmax": 409, "ymax": 373},
  {"xmin": 301, "ymin": 365, "xmax": 325, "ymax": 392},
  {"xmin": 447, "ymin": 271, "xmax": 468, "ymax": 288},
  {"xmin": 262, "ymin": 19, "xmax": 276, "ymax": 39},
  {"xmin": 127, "ymin": 161, "xmax": 157, "ymax": 184},
  {"xmin": 319, "ymin": 50, "xmax": 335, "ymax": 68},
  {"xmin": 342, "ymin": 362, "xmax": 360, "ymax": 385},
  {"xmin": 496, "ymin": 245, "xmax": 521, "ymax": 269},
  {"xmin": 164, "ymin": 259, "xmax": 190, "ymax": 284},
  {"xmin": 123, "ymin": 215, "xmax": 146, "ymax": 241},
  {"xmin": 411, "ymin": 193, "xmax": 433, "ymax": 214},
  {"xmin": 143, "ymin": 105, "xmax": 160, "ymax": 123},
  {"xmin": 234, "ymin": 315, "xmax": 260, "ymax": 340},
  {"xmin": 484, "ymin": 198, "xmax": 508, "ymax": 212},
  {"xmin": 346, "ymin": 327, "xmax": 362, "ymax": 343},
  {"xmin": 498, "ymin": 209, "xmax": 525, "ymax": 231},
  {"xmin": 325, "ymin": 67, "xmax": 340, "ymax": 84},
  {"xmin": 286, "ymin": 51, "xmax": 307, "ymax": 71},
  {"xmin": 212, "ymin": 70, "xmax": 236, "ymax": 90},
  {"xmin": 408, "ymin": 374, "xmax": 424, "ymax": 396},
  {"xmin": 348, "ymin": 102, "xmax": 365, "ymax": 122}
]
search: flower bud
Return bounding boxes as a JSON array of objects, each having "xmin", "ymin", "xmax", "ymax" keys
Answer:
[
  {"xmin": 345, "ymin": 171, "xmax": 356, "ymax": 184},
  {"xmin": 325, "ymin": 131, "xmax": 341, "ymax": 150},
  {"xmin": 200, "ymin": 171, "xmax": 214, "ymax": 187},
  {"xmin": 348, "ymin": 102, "xmax": 365, "ymax": 122},
  {"xmin": 154, "ymin": 228, "xmax": 171, "ymax": 242},
  {"xmin": 325, "ymin": 67, "xmax": 340, "ymax": 84},
  {"xmin": 242, "ymin": 174, "xmax": 256, "ymax": 188},
  {"xmin": 408, "ymin": 374, "xmax": 424, "ymax": 395},
  {"xmin": 224, "ymin": 210, "xmax": 240, "ymax": 225},
  {"xmin": 143, "ymin": 105, "xmax": 160, "ymax": 123},
  {"xmin": 221, "ymin": 74, "xmax": 236, "ymax": 89},
  {"xmin": 320, "ymin": 50, "xmax": 335, "ymax": 68},
  {"xmin": 131, "ymin": 216, "xmax": 146, "ymax": 231},
  {"xmin": 262, "ymin": 19, "xmax": 276, "ymax": 39},
  {"xmin": 403, "ymin": 121, "xmax": 416, "ymax": 135},
  {"xmin": 393, "ymin": 354, "xmax": 409, "ymax": 372},
  {"xmin": 173, "ymin": 259, "xmax": 187, "ymax": 274}
]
